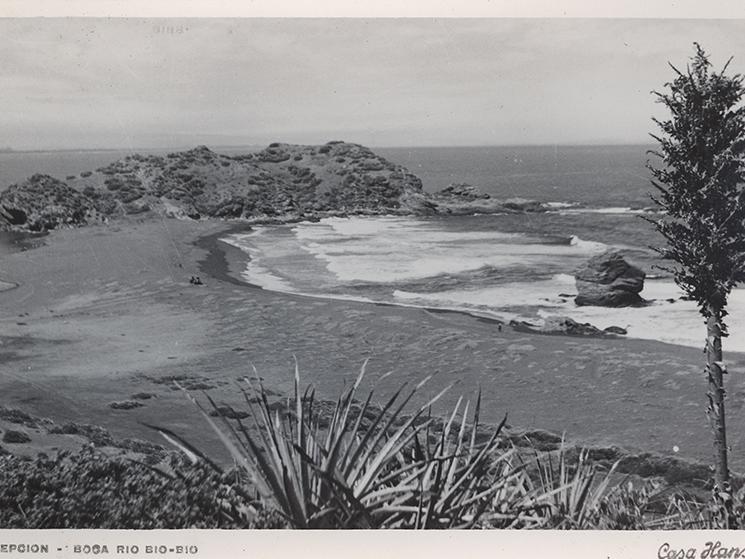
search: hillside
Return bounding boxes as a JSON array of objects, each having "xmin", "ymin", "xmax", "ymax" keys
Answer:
[{"xmin": 0, "ymin": 141, "xmax": 544, "ymax": 232}]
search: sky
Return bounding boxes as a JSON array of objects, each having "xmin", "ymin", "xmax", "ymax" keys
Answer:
[{"xmin": 2, "ymin": 18, "xmax": 745, "ymax": 150}]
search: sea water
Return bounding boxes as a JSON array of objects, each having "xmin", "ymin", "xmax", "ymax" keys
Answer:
[
  {"xmin": 222, "ymin": 145, "xmax": 745, "ymax": 353},
  {"xmin": 3, "ymin": 144, "xmax": 744, "ymax": 352}
]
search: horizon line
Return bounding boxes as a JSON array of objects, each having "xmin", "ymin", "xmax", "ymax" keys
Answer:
[{"xmin": 2, "ymin": 140, "xmax": 658, "ymax": 154}]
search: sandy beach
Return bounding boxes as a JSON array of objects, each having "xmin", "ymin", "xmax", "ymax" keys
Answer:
[{"xmin": 1, "ymin": 216, "xmax": 745, "ymax": 471}]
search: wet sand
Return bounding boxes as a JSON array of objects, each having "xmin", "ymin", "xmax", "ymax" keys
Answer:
[{"xmin": 1, "ymin": 216, "xmax": 745, "ymax": 470}]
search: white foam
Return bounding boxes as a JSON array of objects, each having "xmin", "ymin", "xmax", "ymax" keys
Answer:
[
  {"xmin": 291, "ymin": 217, "xmax": 607, "ymax": 283},
  {"xmin": 396, "ymin": 278, "xmax": 745, "ymax": 352},
  {"xmin": 394, "ymin": 274, "xmax": 577, "ymax": 311},
  {"xmin": 294, "ymin": 217, "xmax": 526, "ymax": 244},
  {"xmin": 559, "ymin": 207, "xmax": 654, "ymax": 215},
  {"xmin": 240, "ymin": 265, "xmax": 296, "ymax": 292},
  {"xmin": 569, "ymin": 235, "xmax": 608, "ymax": 252},
  {"xmin": 545, "ymin": 201, "xmax": 580, "ymax": 209},
  {"xmin": 550, "ymin": 283, "xmax": 745, "ymax": 352},
  {"xmin": 306, "ymin": 244, "xmax": 604, "ymax": 283},
  {"xmin": 553, "ymin": 273, "xmax": 576, "ymax": 284},
  {"xmin": 321, "ymin": 215, "xmax": 412, "ymax": 236},
  {"xmin": 222, "ymin": 232, "xmax": 296, "ymax": 292}
]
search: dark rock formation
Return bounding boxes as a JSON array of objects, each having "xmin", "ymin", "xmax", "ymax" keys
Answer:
[
  {"xmin": 431, "ymin": 184, "xmax": 546, "ymax": 215},
  {"xmin": 509, "ymin": 316, "xmax": 607, "ymax": 337},
  {"xmin": 2, "ymin": 429, "xmax": 31, "ymax": 444},
  {"xmin": 574, "ymin": 250, "xmax": 646, "ymax": 307},
  {"xmin": 501, "ymin": 197, "xmax": 545, "ymax": 212}
]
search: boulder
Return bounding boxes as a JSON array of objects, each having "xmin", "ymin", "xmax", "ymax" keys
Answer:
[
  {"xmin": 2, "ymin": 429, "xmax": 31, "ymax": 444},
  {"xmin": 574, "ymin": 250, "xmax": 646, "ymax": 307}
]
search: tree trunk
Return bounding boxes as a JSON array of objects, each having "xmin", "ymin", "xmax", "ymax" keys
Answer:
[{"xmin": 706, "ymin": 305, "xmax": 731, "ymax": 521}]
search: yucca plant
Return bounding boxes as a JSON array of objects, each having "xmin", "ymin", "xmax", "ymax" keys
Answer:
[
  {"xmin": 153, "ymin": 361, "xmax": 521, "ymax": 528},
  {"xmin": 518, "ymin": 444, "xmax": 620, "ymax": 529},
  {"xmin": 376, "ymin": 395, "xmax": 523, "ymax": 529}
]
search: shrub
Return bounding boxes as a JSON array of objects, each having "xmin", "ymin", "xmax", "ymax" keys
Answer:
[
  {"xmin": 2, "ymin": 430, "xmax": 31, "ymax": 444},
  {"xmin": 104, "ymin": 178, "xmax": 123, "ymax": 191},
  {"xmin": 117, "ymin": 189, "xmax": 144, "ymax": 204},
  {"xmin": 0, "ymin": 407, "xmax": 42, "ymax": 429},
  {"xmin": 0, "ymin": 449, "xmax": 266, "ymax": 528}
]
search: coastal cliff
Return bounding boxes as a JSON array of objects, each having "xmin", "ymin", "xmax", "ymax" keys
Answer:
[{"xmin": 0, "ymin": 142, "xmax": 545, "ymax": 232}]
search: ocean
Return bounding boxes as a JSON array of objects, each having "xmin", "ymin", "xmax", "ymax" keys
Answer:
[
  {"xmin": 3, "ymin": 144, "xmax": 744, "ymax": 352},
  {"xmin": 221, "ymin": 145, "xmax": 745, "ymax": 353}
]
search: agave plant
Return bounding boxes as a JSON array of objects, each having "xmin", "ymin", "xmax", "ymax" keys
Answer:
[
  {"xmin": 153, "ymin": 361, "xmax": 522, "ymax": 529},
  {"xmin": 517, "ymin": 444, "xmax": 620, "ymax": 529}
]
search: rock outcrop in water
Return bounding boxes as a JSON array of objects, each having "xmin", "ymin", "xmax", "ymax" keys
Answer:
[
  {"xmin": 574, "ymin": 250, "xmax": 646, "ymax": 307},
  {"xmin": 430, "ymin": 183, "xmax": 547, "ymax": 215},
  {"xmin": 0, "ymin": 142, "xmax": 550, "ymax": 232},
  {"xmin": 435, "ymin": 183, "xmax": 490, "ymax": 201}
]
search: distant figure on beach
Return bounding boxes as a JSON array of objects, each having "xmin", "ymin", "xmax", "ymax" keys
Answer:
[{"xmin": 189, "ymin": 276, "xmax": 204, "ymax": 286}]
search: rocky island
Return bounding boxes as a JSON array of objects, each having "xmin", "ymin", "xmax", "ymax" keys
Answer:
[{"xmin": 0, "ymin": 142, "xmax": 549, "ymax": 233}]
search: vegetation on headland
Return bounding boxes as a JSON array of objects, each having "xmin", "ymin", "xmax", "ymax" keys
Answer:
[{"xmin": 0, "ymin": 142, "xmax": 548, "ymax": 233}]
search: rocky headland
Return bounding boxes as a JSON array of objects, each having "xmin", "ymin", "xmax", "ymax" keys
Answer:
[{"xmin": 0, "ymin": 142, "xmax": 548, "ymax": 233}]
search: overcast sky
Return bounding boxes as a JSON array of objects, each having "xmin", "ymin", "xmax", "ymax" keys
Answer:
[{"xmin": 2, "ymin": 18, "xmax": 745, "ymax": 150}]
